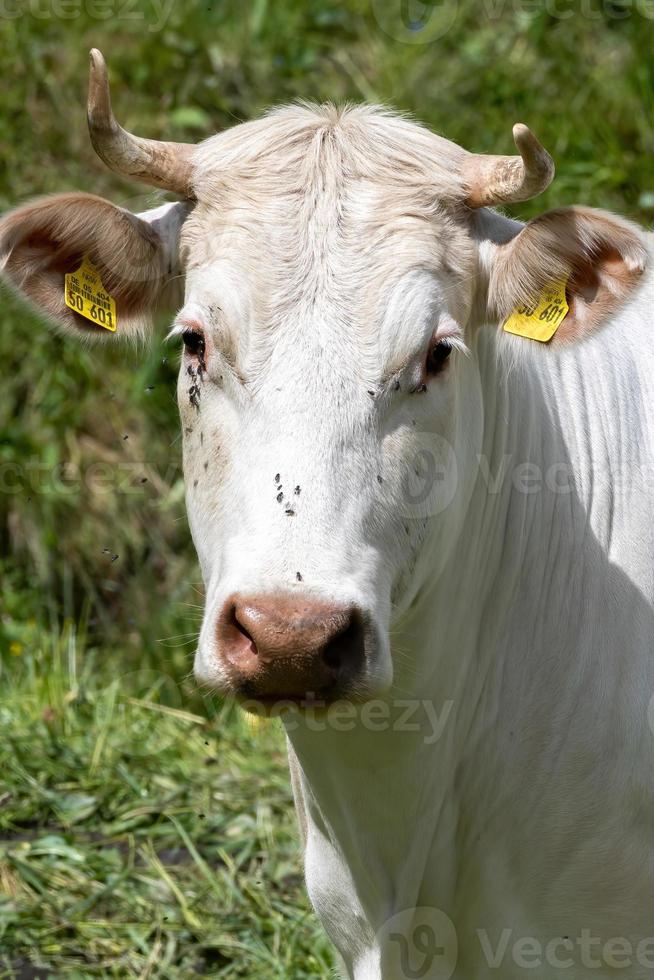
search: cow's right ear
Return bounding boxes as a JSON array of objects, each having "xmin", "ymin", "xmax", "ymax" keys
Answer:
[{"xmin": 0, "ymin": 192, "xmax": 189, "ymax": 342}]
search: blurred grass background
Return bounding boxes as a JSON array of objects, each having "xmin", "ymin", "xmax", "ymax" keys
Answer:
[{"xmin": 1, "ymin": 0, "xmax": 653, "ymax": 976}]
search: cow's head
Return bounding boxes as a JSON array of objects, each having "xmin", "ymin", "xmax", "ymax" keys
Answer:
[{"xmin": 1, "ymin": 51, "xmax": 646, "ymax": 706}]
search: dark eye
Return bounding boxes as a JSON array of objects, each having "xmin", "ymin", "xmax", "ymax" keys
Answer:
[
  {"xmin": 182, "ymin": 330, "xmax": 205, "ymax": 358},
  {"xmin": 425, "ymin": 339, "xmax": 453, "ymax": 377}
]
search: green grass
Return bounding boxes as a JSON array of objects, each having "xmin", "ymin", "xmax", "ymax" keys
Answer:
[
  {"xmin": 0, "ymin": 611, "xmax": 333, "ymax": 978},
  {"xmin": 1, "ymin": 0, "xmax": 653, "ymax": 975}
]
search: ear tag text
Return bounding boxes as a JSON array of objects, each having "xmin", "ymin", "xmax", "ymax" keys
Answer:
[
  {"xmin": 64, "ymin": 255, "xmax": 117, "ymax": 332},
  {"xmin": 503, "ymin": 279, "xmax": 569, "ymax": 342}
]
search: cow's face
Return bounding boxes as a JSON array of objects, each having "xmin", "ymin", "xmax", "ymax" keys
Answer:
[
  {"xmin": 176, "ymin": 166, "xmax": 483, "ymax": 703},
  {"xmin": 2, "ymin": 56, "xmax": 646, "ymax": 705}
]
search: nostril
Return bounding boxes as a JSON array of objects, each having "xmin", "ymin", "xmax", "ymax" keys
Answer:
[
  {"xmin": 321, "ymin": 614, "xmax": 364, "ymax": 678},
  {"xmin": 219, "ymin": 603, "xmax": 260, "ymax": 675},
  {"xmin": 231, "ymin": 606, "xmax": 258, "ymax": 656},
  {"xmin": 322, "ymin": 641, "xmax": 342, "ymax": 671}
]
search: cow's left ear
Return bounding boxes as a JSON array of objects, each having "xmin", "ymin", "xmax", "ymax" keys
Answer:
[
  {"xmin": 0, "ymin": 192, "xmax": 189, "ymax": 342},
  {"xmin": 486, "ymin": 206, "xmax": 648, "ymax": 344}
]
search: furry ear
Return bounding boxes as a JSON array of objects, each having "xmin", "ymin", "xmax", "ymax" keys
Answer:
[
  {"xmin": 0, "ymin": 193, "xmax": 189, "ymax": 341},
  {"xmin": 487, "ymin": 206, "xmax": 647, "ymax": 343}
]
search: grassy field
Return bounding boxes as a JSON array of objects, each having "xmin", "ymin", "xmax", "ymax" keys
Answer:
[
  {"xmin": 0, "ymin": 613, "xmax": 332, "ymax": 978},
  {"xmin": 1, "ymin": 1, "xmax": 653, "ymax": 976}
]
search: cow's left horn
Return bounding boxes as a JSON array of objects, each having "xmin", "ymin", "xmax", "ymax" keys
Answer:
[
  {"xmin": 87, "ymin": 48, "xmax": 196, "ymax": 197},
  {"xmin": 463, "ymin": 124, "xmax": 554, "ymax": 208}
]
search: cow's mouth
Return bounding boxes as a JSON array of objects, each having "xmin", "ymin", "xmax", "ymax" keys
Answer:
[{"xmin": 233, "ymin": 684, "xmax": 358, "ymax": 715}]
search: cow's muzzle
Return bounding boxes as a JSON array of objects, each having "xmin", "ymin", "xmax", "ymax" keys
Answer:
[{"xmin": 216, "ymin": 593, "xmax": 368, "ymax": 704}]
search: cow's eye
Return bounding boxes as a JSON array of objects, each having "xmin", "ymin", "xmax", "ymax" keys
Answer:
[
  {"xmin": 182, "ymin": 330, "xmax": 205, "ymax": 358},
  {"xmin": 425, "ymin": 339, "xmax": 453, "ymax": 377}
]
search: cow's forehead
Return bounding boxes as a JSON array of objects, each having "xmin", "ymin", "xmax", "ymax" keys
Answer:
[
  {"xmin": 179, "ymin": 104, "xmax": 475, "ymax": 344},
  {"xmin": 190, "ymin": 103, "xmax": 467, "ymax": 199}
]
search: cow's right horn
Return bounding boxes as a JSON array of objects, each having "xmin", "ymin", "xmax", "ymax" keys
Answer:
[{"xmin": 87, "ymin": 48, "xmax": 197, "ymax": 198}]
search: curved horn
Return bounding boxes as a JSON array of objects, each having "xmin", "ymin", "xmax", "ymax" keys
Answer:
[
  {"xmin": 463, "ymin": 124, "xmax": 554, "ymax": 208},
  {"xmin": 87, "ymin": 48, "xmax": 196, "ymax": 197}
]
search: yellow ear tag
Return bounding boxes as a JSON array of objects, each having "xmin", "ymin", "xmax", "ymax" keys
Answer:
[
  {"xmin": 64, "ymin": 256, "xmax": 117, "ymax": 332},
  {"xmin": 502, "ymin": 279, "xmax": 569, "ymax": 343}
]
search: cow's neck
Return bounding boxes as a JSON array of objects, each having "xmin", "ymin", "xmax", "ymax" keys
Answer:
[{"xmin": 285, "ymin": 310, "xmax": 654, "ymax": 964}]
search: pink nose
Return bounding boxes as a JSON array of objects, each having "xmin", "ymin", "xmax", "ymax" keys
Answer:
[{"xmin": 217, "ymin": 593, "xmax": 366, "ymax": 700}]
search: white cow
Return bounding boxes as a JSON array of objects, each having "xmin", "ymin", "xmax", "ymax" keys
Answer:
[{"xmin": 3, "ymin": 49, "xmax": 654, "ymax": 980}]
